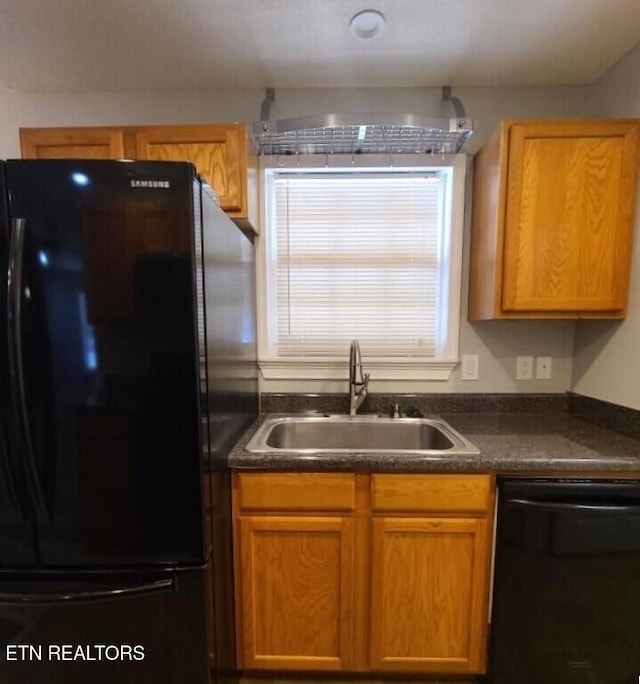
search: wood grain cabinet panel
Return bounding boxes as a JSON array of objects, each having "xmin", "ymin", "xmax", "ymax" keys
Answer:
[
  {"xmin": 233, "ymin": 472, "xmax": 493, "ymax": 676},
  {"xmin": 371, "ymin": 474, "xmax": 490, "ymax": 513},
  {"xmin": 20, "ymin": 127, "xmax": 129, "ymax": 160},
  {"xmin": 237, "ymin": 515, "xmax": 355, "ymax": 671},
  {"xmin": 237, "ymin": 472, "xmax": 355, "ymax": 511},
  {"xmin": 469, "ymin": 119, "xmax": 640, "ymax": 319},
  {"xmin": 370, "ymin": 516, "xmax": 490, "ymax": 673},
  {"xmin": 134, "ymin": 124, "xmax": 256, "ymax": 226}
]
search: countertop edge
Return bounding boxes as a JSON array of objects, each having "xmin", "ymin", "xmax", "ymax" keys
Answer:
[{"xmin": 227, "ymin": 412, "xmax": 640, "ymax": 475}]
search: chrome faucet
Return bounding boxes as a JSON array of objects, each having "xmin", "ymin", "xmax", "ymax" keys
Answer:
[{"xmin": 349, "ymin": 340, "xmax": 370, "ymax": 416}]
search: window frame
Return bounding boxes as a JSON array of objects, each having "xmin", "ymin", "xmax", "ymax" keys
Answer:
[{"xmin": 256, "ymin": 153, "xmax": 467, "ymax": 381}]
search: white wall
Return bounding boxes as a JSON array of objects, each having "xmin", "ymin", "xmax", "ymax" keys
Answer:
[
  {"xmin": 0, "ymin": 84, "xmax": 588, "ymax": 394},
  {"xmin": 571, "ymin": 43, "xmax": 640, "ymax": 410}
]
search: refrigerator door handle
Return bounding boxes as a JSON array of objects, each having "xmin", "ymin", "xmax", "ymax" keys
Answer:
[
  {"xmin": 1, "ymin": 203, "xmax": 24, "ymax": 522},
  {"xmin": 7, "ymin": 217, "xmax": 49, "ymax": 523},
  {"xmin": 0, "ymin": 577, "xmax": 175, "ymax": 605}
]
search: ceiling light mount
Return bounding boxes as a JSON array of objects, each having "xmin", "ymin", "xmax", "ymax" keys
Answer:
[{"xmin": 349, "ymin": 10, "xmax": 385, "ymax": 40}]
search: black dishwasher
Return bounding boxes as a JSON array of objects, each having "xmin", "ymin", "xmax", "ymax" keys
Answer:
[{"xmin": 488, "ymin": 479, "xmax": 640, "ymax": 684}]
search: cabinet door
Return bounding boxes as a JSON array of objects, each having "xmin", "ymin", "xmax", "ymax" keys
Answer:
[
  {"xmin": 133, "ymin": 125, "xmax": 247, "ymax": 216},
  {"xmin": 237, "ymin": 515, "xmax": 355, "ymax": 671},
  {"xmin": 502, "ymin": 121, "xmax": 638, "ymax": 313},
  {"xmin": 370, "ymin": 516, "xmax": 490, "ymax": 674},
  {"xmin": 20, "ymin": 127, "xmax": 126, "ymax": 160}
]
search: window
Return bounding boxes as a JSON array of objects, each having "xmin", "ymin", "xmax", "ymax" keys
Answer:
[{"xmin": 257, "ymin": 155, "xmax": 467, "ymax": 380}]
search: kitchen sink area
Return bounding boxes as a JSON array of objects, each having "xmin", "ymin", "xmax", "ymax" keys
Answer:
[
  {"xmin": 232, "ymin": 395, "xmax": 640, "ymax": 474},
  {"xmin": 230, "ymin": 395, "xmax": 640, "ymax": 680},
  {"xmin": 245, "ymin": 413, "xmax": 479, "ymax": 454}
]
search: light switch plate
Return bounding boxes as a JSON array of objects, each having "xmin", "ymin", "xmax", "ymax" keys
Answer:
[
  {"xmin": 461, "ymin": 354, "xmax": 479, "ymax": 380},
  {"xmin": 516, "ymin": 355, "xmax": 534, "ymax": 380}
]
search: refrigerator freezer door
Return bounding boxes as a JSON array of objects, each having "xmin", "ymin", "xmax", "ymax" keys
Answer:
[
  {"xmin": 0, "ymin": 568, "xmax": 211, "ymax": 683},
  {"xmin": 4, "ymin": 160, "xmax": 206, "ymax": 569}
]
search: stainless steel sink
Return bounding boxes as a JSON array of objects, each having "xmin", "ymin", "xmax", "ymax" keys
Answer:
[{"xmin": 245, "ymin": 414, "xmax": 479, "ymax": 455}]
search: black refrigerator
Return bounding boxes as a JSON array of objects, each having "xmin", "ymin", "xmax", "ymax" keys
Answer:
[{"xmin": 0, "ymin": 159, "xmax": 257, "ymax": 683}]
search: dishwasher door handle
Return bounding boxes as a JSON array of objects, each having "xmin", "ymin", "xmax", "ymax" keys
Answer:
[
  {"xmin": 506, "ymin": 498, "xmax": 640, "ymax": 514},
  {"xmin": 0, "ymin": 578, "xmax": 175, "ymax": 605}
]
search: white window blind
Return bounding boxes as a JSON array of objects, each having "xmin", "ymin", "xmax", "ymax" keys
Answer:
[{"xmin": 271, "ymin": 172, "xmax": 446, "ymax": 358}]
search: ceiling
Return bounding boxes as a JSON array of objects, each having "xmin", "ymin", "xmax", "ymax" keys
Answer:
[{"xmin": 1, "ymin": 0, "xmax": 639, "ymax": 92}]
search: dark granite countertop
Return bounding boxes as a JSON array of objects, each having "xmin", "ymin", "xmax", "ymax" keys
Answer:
[{"xmin": 228, "ymin": 412, "xmax": 640, "ymax": 474}]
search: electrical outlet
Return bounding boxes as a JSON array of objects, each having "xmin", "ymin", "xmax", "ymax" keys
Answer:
[
  {"xmin": 536, "ymin": 356, "xmax": 552, "ymax": 380},
  {"xmin": 516, "ymin": 355, "xmax": 534, "ymax": 380},
  {"xmin": 461, "ymin": 354, "xmax": 479, "ymax": 380}
]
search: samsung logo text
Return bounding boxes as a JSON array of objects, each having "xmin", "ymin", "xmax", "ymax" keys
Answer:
[{"xmin": 130, "ymin": 180, "xmax": 170, "ymax": 189}]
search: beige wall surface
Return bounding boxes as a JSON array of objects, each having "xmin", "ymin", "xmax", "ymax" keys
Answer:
[
  {"xmin": 572, "ymin": 43, "xmax": 640, "ymax": 410},
  {"xmin": 0, "ymin": 85, "xmax": 588, "ymax": 158},
  {"xmin": 0, "ymin": 84, "xmax": 589, "ymax": 394},
  {"xmin": 0, "ymin": 88, "xmax": 394, "ymax": 157}
]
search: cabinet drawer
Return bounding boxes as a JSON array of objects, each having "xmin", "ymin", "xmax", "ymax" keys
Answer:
[
  {"xmin": 371, "ymin": 474, "xmax": 491, "ymax": 513},
  {"xmin": 236, "ymin": 473, "xmax": 356, "ymax": 511}
]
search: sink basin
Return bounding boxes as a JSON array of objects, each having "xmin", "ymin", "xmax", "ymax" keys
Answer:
[{"xmin": 245, "ymin": 414, "xmax": 479, "ymax": 455}]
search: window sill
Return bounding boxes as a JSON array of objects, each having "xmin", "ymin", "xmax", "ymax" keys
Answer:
[{"xmin": 258, "ymin": 358, "xmax": 458, "ymax": 381}]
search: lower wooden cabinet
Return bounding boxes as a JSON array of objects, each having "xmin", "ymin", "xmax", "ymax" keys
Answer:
[
  {"xmin": 238, "ymin": 515, "xmax": 355, "ymax": 670},
  {"xmin": 232, "ymin": 472, "xmax": 494, "ymax": 675},
  {"xmin": 370, "ymin": 516, "xmax": 489, "ymax": 673}
]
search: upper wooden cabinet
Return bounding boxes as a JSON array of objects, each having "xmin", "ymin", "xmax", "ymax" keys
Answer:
[
  {"xmin": 19, "ymin": 123, "xmax": 258, "ymax": 233},
  {"xmin": 133, "ymin": 124, "xmax": 257, "ymax": 230},
  {"xmin": 468, "ymin": 119, "xmax": 640, "ymax": 320},
  {"xmin": 20, "ymin": 127, "xmax": 129, "ymax": 160}
]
